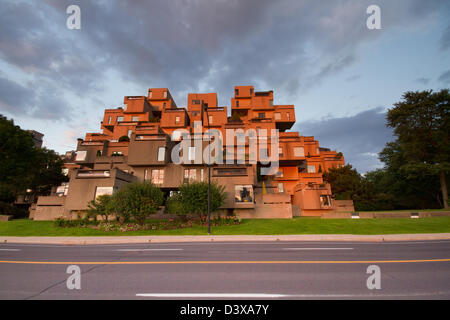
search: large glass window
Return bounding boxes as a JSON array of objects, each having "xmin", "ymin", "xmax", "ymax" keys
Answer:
[
  {"xmin": 184, "ymin": 169, "xmax": 197, "ymax": 182},
  {"xmin": 151, "ymin": 169, "xmax": 164, "ymax": 185},
  {"xmin": 75, "ymin": 151, "xmax": 87, "ymax": 161},
  {"xmin": 235, "ymin": 185, "xmax": 254, "ymax": 203},
  {"xmin": 278, "ymin": 183, "xmax": 284, "ymax": 193},
  {"xmin": 117, "ymin": 116, "xmax": 124, "ymax": 122},
  {"xmin": 294, "ymin": 147, "xmax": 305, "ymax": 157},
  {"xmin": 188, "ymin": 147, "xmax": 196, "ymax": 161},
  {"xmin": 307, "ymin": 165, "xmax": 316, "ymax": 173},
  {"xmin": 132, "ymin": 116, "xmax": 139, "ymax": 122},
  {"xmin": 320, "ymin": 195, "xmax": 332, "ymax": 207},
  {"xmin": 157, "ymin": 147, "xmax": 165, "ymax": 161},
  {"xmin": 94, "ymin": 186, "xmax": 113, "ymax": 199}
]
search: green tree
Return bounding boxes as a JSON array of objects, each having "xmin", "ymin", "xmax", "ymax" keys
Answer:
[
  {"xmin": 385, "ymin": 89, "xmax": 450, "ymax": 208},
  {"xmin": 323, "ymin": 164, "xmax": 362, "ymax": 200},
  {"xmin": 0, "ymin": 115, "xmax": 37, "ymax": 194},
  {"xmin": 113, "ymin": 182, "xmax": 164, "ymax": 225},
  {"xmin": 178, "ymin": 181, "xmax": 226, "ymax": 220},
  {"xmin": 0, "ymin": 115, "xmax": 67, "ymax": 216},
  {"xmin": 87, "ymin": 194, "xmax": 115, "ymax": 222}
]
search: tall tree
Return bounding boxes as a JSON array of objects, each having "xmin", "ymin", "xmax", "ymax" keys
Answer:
[
  {"xmin": 385, "ymin": 89, "xmax": 450, "ymax": 208},
  {"xmin": 0, "ymin": 114, "xmax": 67, "ymax": 204}
]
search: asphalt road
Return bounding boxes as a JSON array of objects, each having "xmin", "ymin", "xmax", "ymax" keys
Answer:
[{"xmin": 0, "ymin": 240, "xmax": 449, "ymax": 300}]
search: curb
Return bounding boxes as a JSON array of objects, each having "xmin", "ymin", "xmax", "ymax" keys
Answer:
[{"xmin": 1, "ymin": 233, "xmax": 450, "ymax": 245}]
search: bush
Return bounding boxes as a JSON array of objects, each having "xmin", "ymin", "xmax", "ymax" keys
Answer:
[
  {"xmin": 178, "ymin": 181, "xmax": 226, "ymax": 220},
  {"xmin": 113, "ymin": 182, "xmax": 164, "ymax": 225},
  {"xmin": 165, "ymin": 192, "xmax": 185, "ymax": 216}
]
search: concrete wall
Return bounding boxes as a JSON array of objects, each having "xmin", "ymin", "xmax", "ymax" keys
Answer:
[{"xmin": 33, "ymin": 196, "xmax": 65, "ymax": 221}]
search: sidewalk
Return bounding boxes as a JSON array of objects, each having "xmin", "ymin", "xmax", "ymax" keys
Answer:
[{"xmin": 1, "ymin": 233, "xmax": 450, "ymax": 245}]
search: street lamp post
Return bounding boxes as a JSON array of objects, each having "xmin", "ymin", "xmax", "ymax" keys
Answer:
[{"xmin": 204, "ymin": 104, "xmax": 212, "ymax": 235}]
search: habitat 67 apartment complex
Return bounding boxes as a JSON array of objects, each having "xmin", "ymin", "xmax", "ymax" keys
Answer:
[{"xmin": 31, "ymin": 86, "xmax": 354, "ymax": 220}]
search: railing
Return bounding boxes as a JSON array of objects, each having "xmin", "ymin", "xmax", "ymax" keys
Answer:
[{"xmin": 76, "ymin": 170, "xmax": 111, "ymax": 178}]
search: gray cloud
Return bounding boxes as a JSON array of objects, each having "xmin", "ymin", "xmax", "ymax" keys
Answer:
[
  {"xmin": 346, "ymin": 74, "xmax": 362, "ymax": 82},
  {"xmin": 415, "ymin": 77, "xmax": 430, "ymax": 85},
  {"xmin": 0, "ymin": 75, "xmax": 72, "ymax": 120},
  {"xmin": 438, "ymin": 69, "xmax": 450, "ymax": 84},
  {"xmin": 440, "ymin": 25, "xmax": 450, "ymax": 51},
  {"xmin": 293, "ymin": 107, "xmax": 394, "ymax": 173}
]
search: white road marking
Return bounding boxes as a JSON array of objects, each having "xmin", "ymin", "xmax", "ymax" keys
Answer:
[
  {"xmin": 0, "ymin": 249, "xmax": 20, "ymax": 251},
  {"xmin": 136, "ymin": 293, "xmax": 288, "ymax": 298},
  {"xmin": 116, "ymin": 249, "xmax": 183, "ymax": 252},
  {"xmin": 136, "ymin": 291, "xmax": 450, "ymax": 298},
  {"xmin": 282, "ymin": 248, "xmax": 354, "ymax": 250}
]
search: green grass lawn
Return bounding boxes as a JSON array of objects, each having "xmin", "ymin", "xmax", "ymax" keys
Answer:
[{"xmin": 1, "ymin": 217, "xmax": 450, "ymax": 236}]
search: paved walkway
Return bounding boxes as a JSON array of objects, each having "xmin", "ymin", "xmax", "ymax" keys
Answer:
[{"xmin": 1, "ymin": 233, "xmax": 450, "ymax": 244}]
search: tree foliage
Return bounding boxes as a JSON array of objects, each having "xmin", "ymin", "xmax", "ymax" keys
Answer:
[
  {"xmin": 384, "ymin": 89, "xmax": 449, "ymax": 208},
  {"xmin": 0, "ymin": 115, "xmax": 67, "ymax": 215},
  {"xmin": 173, "ymin": 181, "xmax": 227, "ymax": 220},
  {"xmin": 324, "ymin": 89, "xmax": 449, "ymax": 210},
  {"xmin": 87, "ymin": 194, "xmax": 115, "ymax": 222},
  {"xmin": 113, "ymin": 182, "xmax": 164, "ymax": 225}
]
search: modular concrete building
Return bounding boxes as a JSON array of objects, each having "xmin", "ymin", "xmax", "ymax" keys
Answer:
[{"xmin": 32, "ymin": 86, "xmax": 353, "ymax": 220}]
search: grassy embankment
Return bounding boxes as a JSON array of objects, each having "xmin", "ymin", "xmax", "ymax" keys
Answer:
[{"xmin": 1, "ymin": 216, "xmax": 450, "ymax": 236}]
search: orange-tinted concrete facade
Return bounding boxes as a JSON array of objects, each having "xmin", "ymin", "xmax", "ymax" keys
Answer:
[{"xmin": 33, "ymin": 86, "xmax": 351, "ymax": 220}]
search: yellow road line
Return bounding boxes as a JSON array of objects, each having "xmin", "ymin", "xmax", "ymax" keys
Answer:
[{"xmin": 0, "ymin": 259, "xmax": 449, "ymax": 265}]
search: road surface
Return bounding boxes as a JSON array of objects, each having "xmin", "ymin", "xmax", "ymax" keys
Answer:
[{"xmin": 0, "ymin": 240, "xmax": 449, "ymax": 299}]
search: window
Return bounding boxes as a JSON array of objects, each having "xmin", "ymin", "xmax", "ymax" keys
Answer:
[
  {"xmin": 320, "ymin": 195, "xmax": 332, "ymax": 207},
  {"xmin": 192, "ymin": 99, "xmax": 200, "ymax": 105},
  {"xmin": 256, "ymin": 127, "xmax": 261, "ymax": 135},
  {"xmin": 171, "ymin": 131, "xmax": 182, "ymax": 141},
  {"xmin": 75, "ymin": 151, "xmax": 87, "ymax": 161},
  {"xmin": 278, "ymin": 183, "xmax": 284, "ymax": 193},
  {"xmin": 184, "ymin": 169, "xmax": 196, "ymax": 182},
  {"xmin": 258, "ymin": 113, "xmax": 265, "ymax": 118},
  {"xmin": 144, "ymin": 169, "xmax": 149, "ymax": 181},
  {"xmin": 307, "ymin": 165, "xmax": 316, "ymax": 173},
  {"xmin": 149, "ymin": 91, "xmax": 152, "ymax": 98},
  {"xmin": 235, "ymin": 89, "xmax": 239, "ymax": 96},
  {"xmin": 286, "ymin": 112, "xmax": 290, "ymax": 120},
  {"xmin": 62, "ymin": 168, "xmax": 69, "ymax": 176},
  {"xmin": 235, "ymin": 185, "xmax": 253, "ymax": 203},
  {"xmin": 236, "ymin": 100, "xmax": 239, "ymax": 107},
  {"xmin": 163, "ymin": 91, "xmax": 167, "ymax": 98},
  {"xmin": 151, "ymin": 169, "xmax": 164, "ymax": 185},
  {"xmin": 294, "ymin": 147, "xmax": 305, "ymax": 157},
  {"xmin": 108, "ymin": 116, "xmax": 112, "ymax": 124},
  {"xmin": 250, "ymin": 88, "xmax": 253, "ymax": 95},
  {"xmin": 117, "ymin": 116, "xmax": 124, "ymax": 122},
  {"xmin": 175, "ymin": 116, "xmax": 180, "ymax": 124},
  {"xmin": 157, "ymin": 147, "xmax": 165, "ymax": 161},
  {"xmin": 188, "ymin": 147, "xmax": 196, "ymax": 161},
  {"xmin": 274, "ymin": 112, "xmax": 281, "ymax": 120},
  {"xmin": 276, "ymin": 169, "xmax": 283, "ymax": 178},
  {"xmin": 200, "ymin": 169, "xmax": 204, "ymax": 182},
  {"xmin": 132, "ymin": 116, "xmax": 139, "ymax": 122},
  {"xmin": 278, "ymin": 147, "xmax": 283, "ymax": 157},
  {"xmin": 208, "ymin": 115, "xmax": 213, "ymax": 124},
  {"xmin": 127, "ymin": 129, "xmax": 132, "ymax": 137}
]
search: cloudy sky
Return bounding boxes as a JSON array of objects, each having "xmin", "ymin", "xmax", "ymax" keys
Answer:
[{"xmin": 1, "ymin": 0, "xmax": 449, "ymax": 173}]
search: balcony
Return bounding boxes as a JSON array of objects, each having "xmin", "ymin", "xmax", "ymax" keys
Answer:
[{"xmin": 76, "ymin": 170, "xmax": 111, "ymax": 178}]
